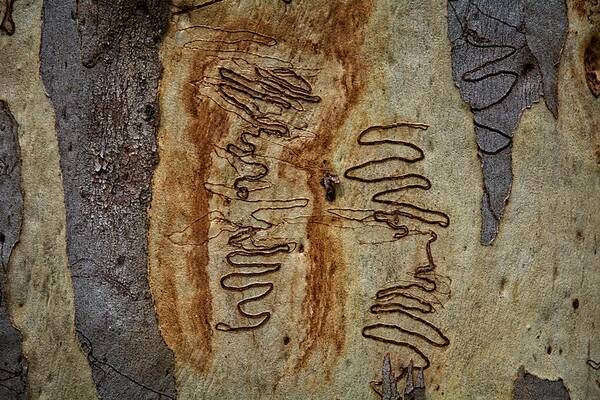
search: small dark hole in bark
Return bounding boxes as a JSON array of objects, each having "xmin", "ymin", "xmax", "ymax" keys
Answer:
[
  {"xmin": 283, "ymin": 336, "xmax": 290, "ymax": 345},
  {"xmin": 135, "ymin": 0, "xmax": 149, "ymax": 15},
  {"xmin": 523, "ymin": 63, "xmax": 536, "ymax": 74},
  {"xmin": 325, "ymin": 188, "xmax": 335, "ymax": 201},
  {"xmin": 0, "ymin": 232, "xmax": 5, "ymax": 243},
  {"xmin": 321, "ymin": 172, "xmax": 339, "ymax": 202},
  {"xmin": 547, "ymin": 346, "xmax": 552, "ymax": 355},
  {"xmin": 143, "ymin": 104, "xmax": 155, "ymax": 121},
  {"xmin": 572, "ymin": 298, "xmax": 579, "ymax": 310}
]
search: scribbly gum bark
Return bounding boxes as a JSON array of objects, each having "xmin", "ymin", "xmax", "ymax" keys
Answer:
[
  {"xmin": 150, "ymin": 1, "xmax": 457, "ymax": 398},
  {"xmin": 0, "ymin": 0, "xmax": 598, "ymax": 399},
  {"xmin": 144, "ymin": 0, "xmax": 600, "ymax": 399},
  {"xmin": 148, "ymin": 1, "xmax": 599, "ymax": 399},
  {"xmin": 149, "ymin": 2, "xmax": 375, "ymax": 396}
]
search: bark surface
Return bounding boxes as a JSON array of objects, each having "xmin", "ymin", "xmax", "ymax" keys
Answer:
[
  {"xmin": 40, "ymin": 1, "xmax": 176, "ymax": 398},
  {"xmin": 0, "ymin": 100, "xmax": 26, "ymax": 399}
]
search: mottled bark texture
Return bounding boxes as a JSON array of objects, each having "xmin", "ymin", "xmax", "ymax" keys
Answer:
[
  {"xmin": 40, "ymin": 1, "xmax": 175, "ymax": 399},
  {"xmin": 448, "ymin": 0, "xmax": 568, "ymax": 244},
  {"xmin": 513, "ymin": 367, "xmax": 571, "ymax": 399},
  {"xmin": 0, "ymin": 101, "xmax": 26, "ymax": 399}
]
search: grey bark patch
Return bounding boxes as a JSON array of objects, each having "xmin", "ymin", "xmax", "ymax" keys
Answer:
[
  {"xmin": 40, "ymin": 1, "xmax": 176, "ymax": 399},
  {"xmin": 381, "ymin": 354, "xmax": 400, "ymax": 400},
  {"xmin": 404, "ymin": 363, "xmax": 426, "ymax": 400},
  {"xmin": 371, "ymin": 354, "xmax": 400, "ymax": 400},
  {"xmin": 447, "ymin": 0, "xmax": 567, "ymax": 245},
  {"xmin": 513, "ymin": 366, "xmax": 571, "ymax": 399},
  {"xmin": 0, "ymin": 100, "xmax": 26, "ymax": 399},
  {"xmin": 371, "ymin": 355, "xmax": 427, "ymax": 400}
]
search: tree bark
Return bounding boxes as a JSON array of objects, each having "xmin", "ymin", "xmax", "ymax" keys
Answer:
[{"xmin": 0, "ymin": 1, "xmax": 599, "ymax": 399}]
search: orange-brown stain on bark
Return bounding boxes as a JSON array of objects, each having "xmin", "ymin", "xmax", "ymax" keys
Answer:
[
  {"xmin": 150, "ymin": 54, "xmax": 231, "ymax": 373},
  {"xmin": 292, "ymin": 0, "xmax": 375, "ymax": 373},
  {"xmin": 573, "ymin": 0, "xmax": 587, "ymax": 19},
  {"xmin": 572, "ymin": 0, "xmax": 598, "ymax": 20},
  {"xmin": 159, "ymin": 0, "xmax": 375, "ymax": 378}
]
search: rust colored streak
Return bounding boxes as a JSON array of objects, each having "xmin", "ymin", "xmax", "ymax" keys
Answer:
[
  {"xmin": 296, "ymin": 0, "xmax": 375, "ymax": 370},
  {"xmin": 573, "ymin": 0, "xmax": 600, "ymax": 22},
  {"xmin": 171, "ymin": 0, "xmax": 375, "ymax": 373},
  {"xmin": 320, "ymin": 1, "xmax": 375, "ymax": 112},
  {"xmin": 150, "ymin": 74, "xmax": 230, "ymax": 372},
  {"xmin": 296, "ymin": 188, "xmax": 347, "ymax": 371},
  {"xmin": 572, "ymin": 0, "xmax": 587, "ymax": 19},
  {"xmin": 297, "ymin": 111, "xmax": 346, "ymax": 371}
]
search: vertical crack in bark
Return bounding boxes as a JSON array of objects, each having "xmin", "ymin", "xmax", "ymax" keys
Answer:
[
  {"xmin": 447, "ymin": 0, "xmax": 568, "ymax": 245},
  {"xmin": 40, "ymin": 1, "xmax": 176, "ymax": 398},
  {"xmin": 0, "ymin": 100, "xmax": 27, "ymax": 399}
]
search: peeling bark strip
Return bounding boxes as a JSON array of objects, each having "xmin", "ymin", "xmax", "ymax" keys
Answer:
[
  {"xmin": 40, "ymin": 1, "xmax": 176, "ymax": 399},
  {"xmin": 0, "ymin": 101, "xmax": 26, "ymax": 399},
  {"xmin": 372, "ymin": 354, "xmax": 400, "ymax": 400},
  {"xmin": 371, "ymin": 356, "xmax": 426, "ymax": 400},
  {"xmin": 513, "ymin": 367, "xmax": 571, "ymax": 399},
  {"xmin": 448, "ymin": 0, "xmax": 567, "ymax": 244}
]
